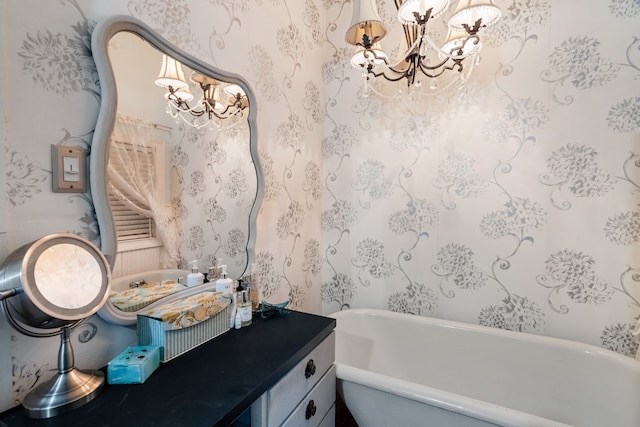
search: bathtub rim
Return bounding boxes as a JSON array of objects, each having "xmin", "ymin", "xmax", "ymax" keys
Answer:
[
  {"xmin": 335, "ymin": 363, "xmax": 572, "ymax": 427},
  {"xmin": 330, "ymin": 308, "xmax": 640, "ymax": 427},
  {"xmin": 330, "ymin": 308, "xmax": 640, "ymax": 368}
]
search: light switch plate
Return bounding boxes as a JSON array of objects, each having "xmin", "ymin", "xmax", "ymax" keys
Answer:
[{"xmin": 52, "ymin": 144, "xmax": 86, "ymax": 192}]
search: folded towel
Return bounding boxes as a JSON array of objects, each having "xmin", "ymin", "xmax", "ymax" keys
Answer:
[
  {"xmin": 140, "ymin": 291, "xmax": 229, "ymax": 330},
  {"xmin": 109, "ymin": 280, "xmax": 187, "ymax": 312}
]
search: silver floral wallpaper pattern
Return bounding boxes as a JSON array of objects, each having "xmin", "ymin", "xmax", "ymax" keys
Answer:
[
  {"xmin": 0, "ymin": 0, "xmax": 639, "ymax": 412},
  {"xmin": 169, "ymin": 119, "xmax": 255, "ymax": 279},
  {"xmin": 321, "ymin": 0, "xmax": 640, "ymax": 354}
]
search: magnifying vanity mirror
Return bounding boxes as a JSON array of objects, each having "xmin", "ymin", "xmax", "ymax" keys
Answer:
[
  {"xmin": 90, "ymin": 16, "xmax": 262, "ymax": 325},
  {"xmin": 0, "ymin": 233, "xmax": 111, "ymax": 418}
]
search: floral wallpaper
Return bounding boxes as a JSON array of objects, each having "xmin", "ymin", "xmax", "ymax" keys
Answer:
[
  {"xmin": 171, "ymin": 120, "xmax": 255, "ymax": 278},
  {"xmin": 1, "ymin": 0, "xmax": 324, "ymax": 409},
  {"xmin": 321, "ymin": 0, "xmax": 640, "ymax": 357},
  {"xmin": 0, "ymin": 0, "xmax": 639, "ymax": 414}
]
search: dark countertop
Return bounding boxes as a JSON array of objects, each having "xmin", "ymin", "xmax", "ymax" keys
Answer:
[{"xmin": 0, "ymin": 310, "xmax": 336, "ymax": 427}]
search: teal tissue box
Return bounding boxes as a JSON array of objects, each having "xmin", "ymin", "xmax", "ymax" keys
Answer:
[{"xmin": 107, "ymin": 346, "xmax": 160, "ymax": 384}]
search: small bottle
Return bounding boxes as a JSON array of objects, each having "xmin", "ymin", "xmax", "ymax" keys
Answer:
[
  {"xmin": 238, "ymin": 289, "xmax": 252, "ymax": 327},
  {"xmin": 186, "ymin": 260, "xmax": 204, "ymax": 287},
  {"xmin": 212, "ymin": 258, "xmax": 224, "ymax": 281},
  {"xmin": 215, "ymin": 265, "xmax": 233, "ymax": 296},
  {"xmin": 207, "ymin": 265, "xmax": 217, "ymax": 283},
  {"xmin": 229, "ymin": 292, "xmax": 238, "ymax": 329},
  {"xmin": 246, "ymin": 263, "xmax": 260, "ymax": 310},
  {"xmin": 234, "ymin": 311, "xmax": 242, "ymax": 329}
]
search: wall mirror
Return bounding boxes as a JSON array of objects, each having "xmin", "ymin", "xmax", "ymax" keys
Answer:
[{"xmin": 90, "ymin": 15, "xmax": 262, "ymax": 325}]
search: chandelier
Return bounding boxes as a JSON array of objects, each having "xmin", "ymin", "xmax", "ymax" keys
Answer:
[
  {"xmin": 346, "ymin": 0, "xmax": 501, "ymax": 91},
  {"xmin": 155, "ymin": 55, "xmax": 248, "ymax": 130}
]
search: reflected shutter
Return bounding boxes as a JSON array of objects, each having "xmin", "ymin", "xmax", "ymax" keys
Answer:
[{"xmin": 108, "ymin": 140, "xmax": 156, "ymax": 241}]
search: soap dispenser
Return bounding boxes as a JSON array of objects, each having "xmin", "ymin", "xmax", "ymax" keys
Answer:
[
  {"xmin": 215, "ymin": 265, "xmax": 233, "ymax": 296},
  {"xmin": 186, "ymin": 260, "xmax": 204, "ymax": 287}
]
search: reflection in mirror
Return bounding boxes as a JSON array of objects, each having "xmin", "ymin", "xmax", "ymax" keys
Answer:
[
  {"xmin": 90, "ymin": 16, "xmax": 262, "ymax": 325},
  {"xmin": 101, "ymin": 269, "xmax": 203, "ymax": 326},
  {"xmin": 34, "ymin": 243, "xmax": 103, "ymax": 309},
  {"xmin": 156, "ymin": 54, "xmax": 248, "ymax": 130}
]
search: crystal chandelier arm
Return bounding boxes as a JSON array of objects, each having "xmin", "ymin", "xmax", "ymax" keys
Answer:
[
  {"xmin": 367, "ymin": 63, "xmax": 415, "ymax": 83},
  {"xmin": 423, "ymin": 26, "xmax": 481, "ymax": 60},
  {"xmin": 363, "ymin": 48, "xmax": 391, "ymax": 64},
  {"xmin": 207, "ymin": 96, "xmax": 248, "ymax": 120},
  {"xmin": 416, "ymin": 56, "xmax": 463, "ymax": 77},
  {"xmin": 372, "ymin": 53, "xmax": 463, "ymax": 83},
  {"xmin": 165, "ymin": 86, "xmax": 207, "ymax": 118},
  {"xmin": 370, "ymin": 29, "xmax": 466, "ymax": 83}
]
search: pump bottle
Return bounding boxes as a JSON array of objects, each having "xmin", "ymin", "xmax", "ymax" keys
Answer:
[
  {"xmin": 186, "ymin": 260, "xmax": 204, "ymax": 287},
  {"xmin": 215, "ymin": 265, "xmax": 233, "ymax": 296}
]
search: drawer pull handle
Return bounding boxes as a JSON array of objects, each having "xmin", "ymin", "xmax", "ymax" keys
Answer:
[
  {"xmin": 305, "ymin": 399, "xmax": 317, "ymax": 420},
  {"xmin": 305, "ymin": 359, "xmax": 316, "ymax": 378}
]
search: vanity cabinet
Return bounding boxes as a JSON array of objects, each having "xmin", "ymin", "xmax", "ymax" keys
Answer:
[
  {"xmin": 251, "ymin": 333, "xmax": 335, "ymax": 427},
  {"xmin": 0, "ymin": 311, "xmax": 336, "ymax": 427}
]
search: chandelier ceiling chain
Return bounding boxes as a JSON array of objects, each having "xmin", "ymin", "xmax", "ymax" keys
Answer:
[{"xmin": 346, "ymin": 0, "xmax": 502, "ymax": 90}]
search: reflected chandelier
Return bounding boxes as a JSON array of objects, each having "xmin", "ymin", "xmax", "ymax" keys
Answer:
[
  {"xmin": 155, "ymin": 55, "xmax": 248, "ymax": 130},
  {"xmin": 346, "ymin": 0, "xmax": 501, "ymax": 90}
]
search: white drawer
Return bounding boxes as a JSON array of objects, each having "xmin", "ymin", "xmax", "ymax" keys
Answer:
[
  {"xmin": 268, "ymin": 332, "xmax": 335, "ymax": 426},
  {"xmin": 281, "ymin": 365, "xmax": 336, "ymax": 427},
  {"xmin": 318, "ymin": 404, "xmax": 335, "ymax": 427}
]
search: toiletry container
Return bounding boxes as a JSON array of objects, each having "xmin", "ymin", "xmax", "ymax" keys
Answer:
[
  {"xmin": 229, "ymin": 292, "xmax": 237, "ymax": 328},
  {"xmin": 215, "ymin": 265, "xmax": 233, "ymax": 296},
  {"xmin": 212, "ymin": 258, "xmax": 223, "ymax": 282},
  {"xmin": 234, "ymin": 311, "xmax": 242, "ymax": 329},
  {"xmin": 238, "ymin": 289, "xmax": 252, "ymax": 327},
  {"xmin": 207, "ymin": 265, "xmax": 216, "ymax": 283},
  {"xmin": 246, "ymin": 263, "xmax": 260, "ymax": 310},
  {"xmin": 186, "ymin": 260, "xmax": 204, "ymax": 287}
]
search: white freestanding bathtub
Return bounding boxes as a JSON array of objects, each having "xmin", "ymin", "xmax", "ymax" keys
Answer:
[{"xmin": 330, "ymin": 309, "xmax": 640, "ymax": 427}]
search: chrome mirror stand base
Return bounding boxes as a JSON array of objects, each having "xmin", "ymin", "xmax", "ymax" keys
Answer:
[{"xmin": 21, "ymin": 327, "xmax": 105, "ymax": 419}]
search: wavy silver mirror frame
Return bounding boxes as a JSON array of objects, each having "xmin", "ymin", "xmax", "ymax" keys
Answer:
[{"xmin": 90, "ymin": 15, "xmax": 263, "ymax": 273}]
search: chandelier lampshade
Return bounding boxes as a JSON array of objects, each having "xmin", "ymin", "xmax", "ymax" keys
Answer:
[
  {"xmin": 439, "ymin": 28, "xmax": 480, "ymax": 59},
  {"xmin": 448, "ymin": 0, "xmax": 501, "ymax": 30},
  {"xmin": 164, "ymin": 88, "xmax": 194, "ymax": 102},
  {"xmin": 155, "ymin": 55, "xmax": 188, "ymax": 90},
  {"xmin": 224, "ymin": 84, "xmax": 246, "ymax": 98},
  {"xmin": 191, "ymin": 73, "xmax": 223, "ymax": 111},
  {"xmin": 351, "ymin": 42, "xmax": 388, "ymax": 68},
  {"xmin": 397, "ymin": 0, "xmax": 450, "ymax": 25},
  {"xmin": 346, "ymin": 0, "xmax": 387, "ymax": 47},
  {"xmin": 224, "ymin": 84, "xmax": 250, "ymax": 109}
]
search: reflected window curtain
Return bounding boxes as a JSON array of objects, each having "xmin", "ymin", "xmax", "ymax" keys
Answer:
[{"xmin": 108, "ymin": 116, "xmax": 179, "ymax": 268}]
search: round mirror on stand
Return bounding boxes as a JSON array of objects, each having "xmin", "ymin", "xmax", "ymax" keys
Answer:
[{"xmin": 0, "ymin": 233, "xmax": 111, "ymax": 419}]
